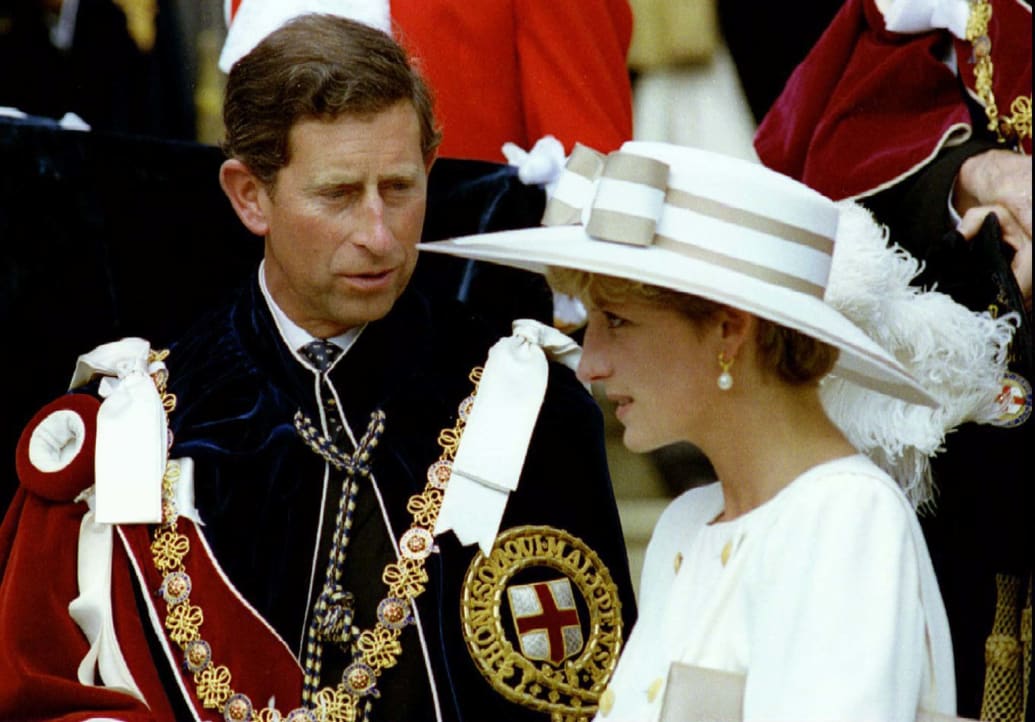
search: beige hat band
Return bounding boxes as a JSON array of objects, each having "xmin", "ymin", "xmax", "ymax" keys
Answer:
[
  {"xmin": 664, "ymin": 188, "xmax": 834, "ymax": 256},
  {"xmin": 653, "ymin": 236, "xmax": 827, "ymax": 299}
]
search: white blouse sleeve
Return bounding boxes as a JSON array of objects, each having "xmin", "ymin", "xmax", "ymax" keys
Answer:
[{"xmin": 741, "ymin": 470, "xmax": 931, "ymax": 722}]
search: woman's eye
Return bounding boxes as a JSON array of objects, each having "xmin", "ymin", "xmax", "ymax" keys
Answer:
[{"xmin": 604, "ymin": 312, "xmax": 626, "ymax": 329}]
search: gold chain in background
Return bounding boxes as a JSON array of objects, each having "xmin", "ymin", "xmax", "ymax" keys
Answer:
[{"xmin": 965, "ymin": 0, "xmax": 1032, "ymax": 147}]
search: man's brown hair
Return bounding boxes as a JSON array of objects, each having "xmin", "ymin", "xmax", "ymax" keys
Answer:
[{"xmin": 222, "ymin": 13, "xmax": 441, "ymax": 187}]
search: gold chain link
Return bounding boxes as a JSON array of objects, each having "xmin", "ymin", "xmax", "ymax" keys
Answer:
[{"xmin": 966, "ymin": 0, "xmax": 1032, "ymax": 147}]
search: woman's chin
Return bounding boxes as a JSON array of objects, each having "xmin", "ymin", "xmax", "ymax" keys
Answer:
[{"xmin": 621, "ymin": 430, "xmax": 662, "ymax": 455}]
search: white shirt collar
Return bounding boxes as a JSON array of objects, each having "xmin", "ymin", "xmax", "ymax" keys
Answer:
[{"xmin": 257, "ymin": 260, "xmax": 363, "ymax": 361}]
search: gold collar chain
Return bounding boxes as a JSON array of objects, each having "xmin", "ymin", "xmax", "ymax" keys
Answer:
[
  {"xmin": 149, "ymin": 357, "xmax": 483, "ymax": 722},
  {"xmin": 965, "ymin": 0, "xmax": 1032, "ymax": 147}
]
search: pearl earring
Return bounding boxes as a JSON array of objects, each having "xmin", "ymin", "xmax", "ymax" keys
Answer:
[{"xmin": 717, "ymin": 352, "xmax": 734, "ymax": 391}]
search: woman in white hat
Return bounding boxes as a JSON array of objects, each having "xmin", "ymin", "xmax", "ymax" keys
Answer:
[{"xmin": 422, "ymin": 140, "xmax": 1017, "ymax": 721}]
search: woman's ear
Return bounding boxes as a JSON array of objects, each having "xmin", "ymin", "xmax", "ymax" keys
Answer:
[
  {"xmin": 219, "ymin": 159, "xmax": 270, "ymax": 237},
  {"xmin": 717, "ymin": 305, "xmax": 755, "ymax": 359}
]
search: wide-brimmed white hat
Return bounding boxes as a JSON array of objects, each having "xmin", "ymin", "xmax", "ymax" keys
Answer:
[{"xmin": 420, "ymin": 140, "xmax": 938, "ymax": 407}]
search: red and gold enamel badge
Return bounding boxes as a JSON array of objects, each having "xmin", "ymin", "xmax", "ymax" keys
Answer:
[
  {"xmin": 461, "ymin": 525, "xmax": 623, "ymax": 721},
  {"xmin": 990, "ymin": 372, "xmax": 1032, "ymax": 428}
]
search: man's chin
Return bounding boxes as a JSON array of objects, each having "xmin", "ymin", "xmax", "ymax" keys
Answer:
[{"xmin": 331, "ymin": 288, "xmax": 405, "ymax": 328}]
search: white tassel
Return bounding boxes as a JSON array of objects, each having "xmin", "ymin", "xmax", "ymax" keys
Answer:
[
  {"xmin": 502, "ymin": 135, "xmax": 567, "ymax": 194},
  {"xmin": 821, "ymin": 202, "xmax": 1018, "ymax": 508}
]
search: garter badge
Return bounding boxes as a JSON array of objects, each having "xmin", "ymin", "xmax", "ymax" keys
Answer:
[
  {"xmin": 989, "ymin": 371, "xmax": 1032, "ymax": 428},
  {"xmin": 461, "ymin": 525, "xmax": 623, "ymax": 721}
]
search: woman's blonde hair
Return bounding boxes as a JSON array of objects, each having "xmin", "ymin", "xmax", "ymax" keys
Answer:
[{"xmin": 548, "ymin": 267, "xmax": 839, "ymax": 384}]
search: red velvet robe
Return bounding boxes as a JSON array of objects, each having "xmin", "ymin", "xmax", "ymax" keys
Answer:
[
  {"xmin": 754, "ymin": 0, "xmax": 1031, "ymax": 200},
  {"xmin": 0, "ymin": 394, "xmax": 306, "ymax": 721}
]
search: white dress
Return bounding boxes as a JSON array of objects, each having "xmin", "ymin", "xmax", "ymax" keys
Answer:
[{"xmin": 596, "ymin": 454, "xmax": 955, "ymax": 722}]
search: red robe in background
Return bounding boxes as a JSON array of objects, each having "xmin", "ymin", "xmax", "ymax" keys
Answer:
[
  {"xmin": 754, "ymin": 0, "xmax": 1031, "ymax": 200},
  {"xmin": 391, "ymin": 0, "xmax": 634, "ymax": 161}
]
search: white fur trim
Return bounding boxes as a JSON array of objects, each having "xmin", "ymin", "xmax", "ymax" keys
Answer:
[
  {"xmin": 28, "ymin": 408, "xmax": 87, "ymax": 473},
  {"xmin": 68, "ymin": 499, "xmax": 147, "ymax": 703}
]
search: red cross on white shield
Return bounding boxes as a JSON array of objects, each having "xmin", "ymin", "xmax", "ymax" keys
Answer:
[{"xmin": 507, "ymin": 578, "xmax": 584, "ymax": 665}]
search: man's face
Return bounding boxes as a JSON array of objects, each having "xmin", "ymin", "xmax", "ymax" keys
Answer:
[{"xmin": 258, "ymin": 101, "xmax": 430, "ymax": 338}]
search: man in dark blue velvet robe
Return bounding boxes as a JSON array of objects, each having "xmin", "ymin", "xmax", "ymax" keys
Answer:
[{"xmin": 0, "ymin": 12, "xmax": 635, "ymax": 722}]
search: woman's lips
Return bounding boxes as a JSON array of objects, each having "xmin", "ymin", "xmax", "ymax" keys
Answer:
[{"xmin": 611, "ymin": 396, "xmax": 632, "ymax": 421}]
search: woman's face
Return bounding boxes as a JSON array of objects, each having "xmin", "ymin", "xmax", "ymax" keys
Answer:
[{"xmin": 577, "ymin": 298, "xmax": 721, "ymax": 452}]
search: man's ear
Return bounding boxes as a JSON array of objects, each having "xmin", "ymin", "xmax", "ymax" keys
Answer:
[{"xmin": 219, "ymin": 159, "xmax": 270, "ymax": 237}]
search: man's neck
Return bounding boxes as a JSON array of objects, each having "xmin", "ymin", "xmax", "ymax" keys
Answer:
[{"xmin": 257, "ymin": 260, "xmax": 362, "ymax": 352}]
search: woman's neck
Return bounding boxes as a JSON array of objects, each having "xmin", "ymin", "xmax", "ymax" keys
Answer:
[{"xmin": 704, "ymin": 382, "xmax": 857, "ymax": 522}]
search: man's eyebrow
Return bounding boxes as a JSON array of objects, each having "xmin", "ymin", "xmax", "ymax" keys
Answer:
[
  {"xmin": 304, "ymin": 174, "xmax": 361, "ymax": 192},
  {"xmin": 379, "ymin": 165, "xmax": 424, "ymax": 182},
  {"xmin": 306, "ymin": 166, "xmax": 423, "ymax": 190}
]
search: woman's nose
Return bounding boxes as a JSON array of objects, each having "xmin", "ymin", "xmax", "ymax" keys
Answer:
[{"xmin": 576, "ymin": 323, "xmax": 611, "ymax": 383}]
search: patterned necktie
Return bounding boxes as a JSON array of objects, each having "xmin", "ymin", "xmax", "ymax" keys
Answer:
[
  {"xmin": 297, "ymin": 339, "xmax": 386, "ymax": 702},
  {"xmin": 300, "ymin": 339, "xmax": 346, "ymax": 445}
]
